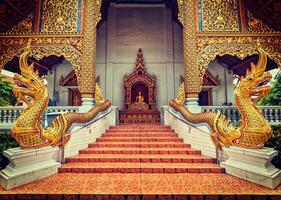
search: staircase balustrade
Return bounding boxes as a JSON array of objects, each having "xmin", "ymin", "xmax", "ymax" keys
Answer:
[
  {"xmin": 0, "ymin": 106, "xmax": 79, "ymax": 128},
  {"xmin": 0, "ymin": 106, "xmax": 280, "ymax": 127},
  {"xmin": 201, "ymin": 106, "xmax": 281, "ymax": 125}
]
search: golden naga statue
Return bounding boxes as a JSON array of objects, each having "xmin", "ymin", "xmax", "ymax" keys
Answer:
[
  {"xmin": 170, "ymin": 48, "xmax": 272, "ymax": 149},
  {"xmin": 10, "ymin": 46, "xmax": 111, "ymax": 149}
]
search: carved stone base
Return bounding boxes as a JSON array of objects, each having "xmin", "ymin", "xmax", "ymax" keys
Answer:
[
  {"xmin": 0, "ymin": 147, "xmax": 60, "ymax": 190},
  {"xmin": 220, "ymin": 146, "xmax": 281, "ymax": 189}
]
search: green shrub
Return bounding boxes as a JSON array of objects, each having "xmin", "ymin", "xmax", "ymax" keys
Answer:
[
  {"xmin": 265, "ymin": 125, "xmax": 281, "ymax": 169},
  {"xmin": 0, "ymin": 76, "xmax": 17, "ymax": 106},
  {"xmin": 0, "ymin": 132, "xmax": 19, "ymax": 169},
  {"xmin": 0, "ymin": 132, "xmax": 19, "ymax": 152}
]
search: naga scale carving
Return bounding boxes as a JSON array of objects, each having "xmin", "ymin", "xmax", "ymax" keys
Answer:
[
  {"xmin": 10, "ymin": 46, "xmax": 111, "ymax": 149},
  {"xmin": 171, "ymin": 48, "xmax": 272, "ymax": 148}
]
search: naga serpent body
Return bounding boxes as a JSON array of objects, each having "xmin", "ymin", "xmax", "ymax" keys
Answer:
[
  {"xmin": 10, "ymin": 46, "xmax": 111, "ymax": 149},
  {"xmin": 170, "ymin": 48, "xmax": 272, "ymax": 148}
]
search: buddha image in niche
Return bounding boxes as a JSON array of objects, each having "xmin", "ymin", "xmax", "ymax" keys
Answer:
[{"xmin": 135, "ymin": 91, "xmax": 145, "ymax": 104}]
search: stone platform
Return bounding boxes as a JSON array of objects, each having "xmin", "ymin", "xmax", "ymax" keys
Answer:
[
  {"xmin": 0, "ymin": 146, "xmax": 60, "ymax": 190},
  {"xmin": 221, "ymin": 146, "xmax": 281, "ymax": 189}
]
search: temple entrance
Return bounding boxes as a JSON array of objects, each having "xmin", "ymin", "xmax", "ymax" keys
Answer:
[{"xmin": 119, "ymin": 49, "xmax": 160, "ymax": 124}]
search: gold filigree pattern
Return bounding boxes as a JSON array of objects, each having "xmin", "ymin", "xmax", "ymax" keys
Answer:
[
  {"xmin": 0, "ymin": 36, "xmax": 83, "ymax": 84},
  {"xmin": 4, "ymin": 14, "xmax": 33, "ymax": 35},
  {"xmin": 171, "ymin": 48, "xmax": 272, "ymax": 148},
  {"xmin": 95, "ymin": 83, "xmax": 105, "ymax": 105},
  {"xmin": 247, "ymin": 12, "xmax": 275, "ymax": 33},
  {"xmin": 201, "ymin": 0, "xmax": 239, "ymax": 32},
  {"xmin": 41, "ymin": 0, "xmax": 79, "ymax": 33},
  {"xmin": 175, "ymin": 83, "xmax": 185, "ymax": 105},
  {"xmin": 176, "ymin": 0, "xmax": 184, "ymax": 25},
  {"xmin": 177, "ymin": 0, "xmax": 200, "ymax": 98},
  {"xmin": 80, "ymin": 0, "xmax": 102, "ymax": 97},
  {"xmin": 197, "ymin": 35, "xmax": 281, "ymax": 88}
]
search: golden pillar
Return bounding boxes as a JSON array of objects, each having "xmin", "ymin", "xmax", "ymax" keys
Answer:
[
  {"xmin": 80, "ymin": 0, "xmax": 102, "ymax": 108},
  {"xmin": 177, "ymin": 0, "xmax": 200, "ymax": 110}
]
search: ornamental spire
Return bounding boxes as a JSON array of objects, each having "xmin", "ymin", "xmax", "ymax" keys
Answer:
[{"xmin": 135, "ymin": 48, "xmax": 145, "ymax": 69}]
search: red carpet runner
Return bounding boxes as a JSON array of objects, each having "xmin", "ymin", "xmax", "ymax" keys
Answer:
[{"xmin": 59, "ymin": 124, "xmax": 224, "ymax": 173}]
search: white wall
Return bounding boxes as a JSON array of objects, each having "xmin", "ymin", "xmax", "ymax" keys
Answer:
[
  {"xmin": 47, "ymin": 60, "xmax": 74, "ymax": 106},
  {"xmin": 208, "ymin": 59, "xmax": 235, "ymax": 106}
]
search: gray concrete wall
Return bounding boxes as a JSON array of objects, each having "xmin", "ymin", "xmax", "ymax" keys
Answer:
[
  {"xmin": 208, "ymin": 60, "xmax": 235, "ymax": 106},
  {"xmin": 96, "ymin": 3, "xmax": 184, "ymax": 110}
]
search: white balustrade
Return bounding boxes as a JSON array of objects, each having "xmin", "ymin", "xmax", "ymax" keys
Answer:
[
  {"xmin": 0, "ymin": 105, "xmax": 280, "ymax": 128},
  {"xmin": 0, "ymin": 106, "xmax": 79, "ymax": 129},
  {"xmin": 201, "ymin": 106, "xmax": 281, "ymax": 125}
]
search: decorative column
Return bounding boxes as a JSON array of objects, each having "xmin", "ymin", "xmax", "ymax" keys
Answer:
[
  {"xmin": 177, "ymin": 0, "xmax": 201, "ymax": 113},
  {"xmin": 80, "ymin": 0, "xmax": 102, "ymax": 112}
]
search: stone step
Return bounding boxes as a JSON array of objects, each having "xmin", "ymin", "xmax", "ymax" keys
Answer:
[
  {"xmin": 96, "ymin": 137, "xmax": 183, "ymax": 142},
  {"xmin": 79, "ymin": 147, "xmax": 201, "ymax": 155},
  {"xmin": 102, "ymin": 133, "xmax": 179, "ymax": 137},
  {"xmin": 89, "ymin": 142, "xmax": 191, "ymax": 148},
  {"xmin": 65, "ymin": 154, "xmax": 216, "ymax": 163},
  {"xmin": 106, "ymin": 129, "xmax": 174, "ymax": 133},
  {"xmin": 109, "ymin": 125, "xmax": 171, "ymax": 129},
  {"xmin": 59, "ymin": 162, "xmax": 225, "ymax": 173}
]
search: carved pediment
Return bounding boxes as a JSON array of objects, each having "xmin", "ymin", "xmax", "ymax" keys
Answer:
[
  {"xmin": 203, "ymin": 70, "xmax": 221, "ymax": 86},
  {"xmin": 60, "ymin": 70, "xmax": 99, "ymax": 86},
  {"xmin": 59, "ymin": 70, "xmax": 78, "ymax": 86},
  {"xmin": 180, "ymin": 70, "xmax": 221, "ymax": 87}
]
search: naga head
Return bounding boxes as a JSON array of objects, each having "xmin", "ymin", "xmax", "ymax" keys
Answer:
[
  {"xmin": 13, "ymin": 44, "xmax": 46, "ymax": 100},
  {"xmin": 236, "ymin": 48, "xmax": 272, "ymax": 98}
]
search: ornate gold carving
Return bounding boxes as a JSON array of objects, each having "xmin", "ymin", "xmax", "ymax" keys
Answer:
[
  {"xmin": 177, "ymin": 0, "xmax": 200, "ymax": 98},
  {"xmin": 95, "ymin": 83, "xmax": 105, "ymax": 105},
  {"xmin": 4, "ymin": 14, "xmax": 33, "ymax": 35},
  {"xmin": 175, "ymin": 83, "xmax": 185, "ymax": 105},
  {"xmin": 176, "ymin": 0, "xmax": 184, "ymax": 25},
  {"xmin": 41, "ymin": 0, "xmax": 79, "ymax": 33},
  {"xmin": 0, "ymin": 36, "xmax": 83, "ymax": 84},
  {"xmin": 171, "ymin": 48, "xmax": 272, "ymax": 149},
  {"xmin": 80, "ymin": 0, "xmax": 102, "ymax": 98},
  {"xmin": 247, "ymin": 12, "xmax": 275, "ymax": 33},
  {"xmin": 10, "ymin": 47, "xmax": 111, "ymax": 149},
  {"xmin": 201, "ymin": 0, "xmax": 239, "ymax": 32},
  {"xmin": 197, "ymin": 36, "xmax": 281, "ymax": 88}
]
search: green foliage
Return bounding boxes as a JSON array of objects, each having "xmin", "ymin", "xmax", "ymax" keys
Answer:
[
  {"xmin": 0, "ymin": 132, "xmax": 19, "ymax": 152},
  {"xmin": 0, "ymin": 76, "xmax": 17, "ymax": 106},
  {"xmin": 265, "ymin": 125, "xmax": 281, "ymax": 169},
  {"xmin": 260, "ymin": 72, "xmax": 281, "ymax": 106}
]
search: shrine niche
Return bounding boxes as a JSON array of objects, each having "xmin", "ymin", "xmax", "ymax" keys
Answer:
[{"xmin": 119, "ymin": 49, "xmax": 160, "ymax": 124}]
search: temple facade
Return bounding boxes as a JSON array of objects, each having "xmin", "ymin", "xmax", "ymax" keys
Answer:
[
  {"xmin": 1, "ymin": 0, "xmax": 280, "ymax": 110},
  {"xmin": 0, "ymin": 0, "xmax": 281, "ymax": 196}
]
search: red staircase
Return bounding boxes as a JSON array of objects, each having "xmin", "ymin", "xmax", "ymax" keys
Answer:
[{"xmin": 59, "ymin": 125, "xmax": 224, "ymax": 173}]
